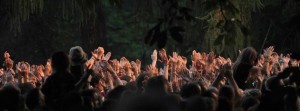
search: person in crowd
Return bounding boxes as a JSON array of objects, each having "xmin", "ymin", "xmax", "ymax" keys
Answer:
[
  {"xmin": 41, "ymin": 51, "xmax": 76, "ymax": 110},
  {"xmin": 233, "ymin": 47, "xmax": 258, "ymax": 90}
]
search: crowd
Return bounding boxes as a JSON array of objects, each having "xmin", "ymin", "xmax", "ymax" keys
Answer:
[{"xmin": 0, "ymin": 46, "xmax": 299, "ymax": 111}]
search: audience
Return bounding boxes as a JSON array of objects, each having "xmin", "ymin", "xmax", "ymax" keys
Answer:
[{"xmin": 0, "ymin": 46, "xmax": 299, "ymax": 111}]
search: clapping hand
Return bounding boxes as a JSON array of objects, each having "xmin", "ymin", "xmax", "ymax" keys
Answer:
[{"xmin": 208, "ymin": 52, "xmax": 216, "ymax": 64}]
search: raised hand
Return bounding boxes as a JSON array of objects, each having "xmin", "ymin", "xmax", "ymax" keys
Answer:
[
  {"xmin": 202, "ymin": 52, "xmax": 208, "ymax": 61},
  {"xmin": 263, "ymin": 46, "xmax": 274, "ymax": 59},
  {"xmin": 36, "ymin": 65, "xmax": 45, "ymax": 78},
  {"xmin": 131, "ymin": 61, "xmax": 139, "ymax": 75},
  {"xmin": 0, "ymin": 68, "xmax": 4, "ymax": 76},
  {"xmin": 169, "ymin": 52, "xmax": 178, "ymax": 63},
  {"xmin": 146, "ymin": 65, "xmax": 158, "ymax": 76},
  {"xmin": 91, "ymin": 47, "xmax": 105, "ymax": 60},
  {"xmin": 151, "ymin": 50, "xmax": 157, "ymax": 67},
  {"xmin": 136, "ymin": 59, "xmax": 141, "ymax": 71},
  {"xmin": 120, "ymin": 57, "xmax": 129, "ymax": 68},
  {"xmin": 192, "ymin": 50, "xmax": 202, "ymax": 61},
  {"xmin": 44, "ymin": 60, "xmax": 52, "ymax": 74},
  {"xmin": 102, "ymin": 52, "xmax": 111, "ymax": 61},
  {"xmin": 272, "ymin": 52, "xmax": 279, "ymax": 63},
  {"xmin": 222, "ymin": 63, "xmax": 233, "ymax": 78},
  {"xmin": 181, "ymin": 56, "xmax": 187, "ymax": 66},
  {"xmin": 16, "ymin": 62, "xmax": 22, "ymax": 73},
  {"xmin": 111, "ymin": 59, "xmax": 120, "ymax": 73},
  {"xmin": 97, "ymin": 47, "xmax": 105, "ymax": 59},
  {"xmin": 208, "ymin": 51, "xmax": 216, "ymax": 64},
  {"xmin": 159, "ymin": 49, "xmax": 169, "ymax": 64}
]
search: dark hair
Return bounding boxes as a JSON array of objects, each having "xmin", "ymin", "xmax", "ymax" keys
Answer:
[
  {"xmin": 25, "ymin": 88, "xmax": 45, "ymax": 110},
  {"xmin": 186, "ymin": 96, "xmax": 215, "ymax": 111},
  {"xmin": 218, "ymin": 86, "xmax": 234, "ymax": 111},
  {"xmin": 0, "ymin": 84, "xmax": 23, "ymax": 111},
  {"xmin": 234, "ymin": 47, "xmax": 258, "ymax": 67},
  {"xmin": 219, "ymin": 85, "xmax": 234, "ymax": 101},
  {"xmin": 51, "ymin": 51, "xmax": 70, "ymax": 72},
  {"xmin": 106, "ymin": 86, "xmax": 127, "ymax": 101},
  {"xmin": 145, "ymin": 76, "xmax": 169, "ymax": 96},
  {"xmin": 241, "ymin": 96, "xmax": 259, "ymax": 111},
  {"xmin": 180, "ymin": 83, "xmax": 201, "ymax": 99}
]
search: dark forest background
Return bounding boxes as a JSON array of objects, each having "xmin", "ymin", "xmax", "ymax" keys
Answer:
[{"xmin": 0, "ymin": 0, "xmax": 300, "ymax": 65}]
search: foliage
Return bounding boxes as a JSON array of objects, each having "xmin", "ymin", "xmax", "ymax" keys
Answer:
[{"xmin": 0, "ymin": 0, "xmax": 300, "ymax": 64}]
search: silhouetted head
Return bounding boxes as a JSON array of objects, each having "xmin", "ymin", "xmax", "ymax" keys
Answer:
[
  {"xmin": 185, "ymin": 96, "xmax": 216, "ymax": 111},
  {"xmin": 106, "ymin": 86, "xmax": 127, "ymax": 101},
  {"xmin": 0, "ymin": 84, "xmax": 23, "ymax": 111},
  {"xmin": 51, "ymin": 51, "xmax": 70, "ymax": 72},
  {"xmin": 240, "ymin": 96, "xmax": 259, "ymax": 111},
  {"xmin": 218, "ymin": 85, "xmax": 234, "ymax": 111},
  {"xmin": 145, "ymin": 76, "xmax": 169, "ymax": 96},
  {"xmin": 25, "ymin": 88, "xmax": 45, "ymax": 110},
  {"xmin": 180, "ymin": 83, "xmax": 201, "ymax": 99}
]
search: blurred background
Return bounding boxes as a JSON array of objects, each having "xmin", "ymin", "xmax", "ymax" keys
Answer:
[{"xmin": 0, "ymin": 0, "xmax": 299, "ymax": 65}]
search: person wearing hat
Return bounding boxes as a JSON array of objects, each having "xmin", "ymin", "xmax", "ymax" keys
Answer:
[
  {"xmin": 69, "ymin": 46, "xmax": 104, "ymax": 89},
  {"xmin": 69, "ymin": 46, "xmax": 88, "ymax": 82}
]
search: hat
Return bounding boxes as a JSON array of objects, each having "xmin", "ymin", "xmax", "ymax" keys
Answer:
[{"xmin": 69, "ymin": 46, "xmax": 87, "ymax": 63}]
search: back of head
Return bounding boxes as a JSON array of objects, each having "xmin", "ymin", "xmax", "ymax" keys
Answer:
[
  {"xmin": 51, "ymin": 51, "xmax": 70, "ymax": 72},
  {"xmin": 69, "ymin": 46, "xmax": 87, "ymax": 64},
  {"xmin": 145, "ymin": 76, "xmax": 169, "ymax": 96},
  {"xmin": 26, "ymin": 88, "xmax": 45, "ymax": 110},
  {"xmin": 180, "ymin": 83, "xmax": 201, "ymax": 99},
  {"xmin": 219, "ymin": 85, "xmax": 234, "ymax": 101},
  {"xmin": 240, "ymin": 96, "xmax": 259, "ymax": 111},
  {"xmin": 217, "ymin": 85, "xmax": 234, "ymax": 111},
  {"xmin": 0, "ymin": 84, "xmax": 23, "ymax": 111},
  {"xmin": 185, "ymin": 96, "xmax": 215, "ymax": 111},
  {"xmin": 106, "ymin": 85, "xmax": 127, "ymax": 101}
]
